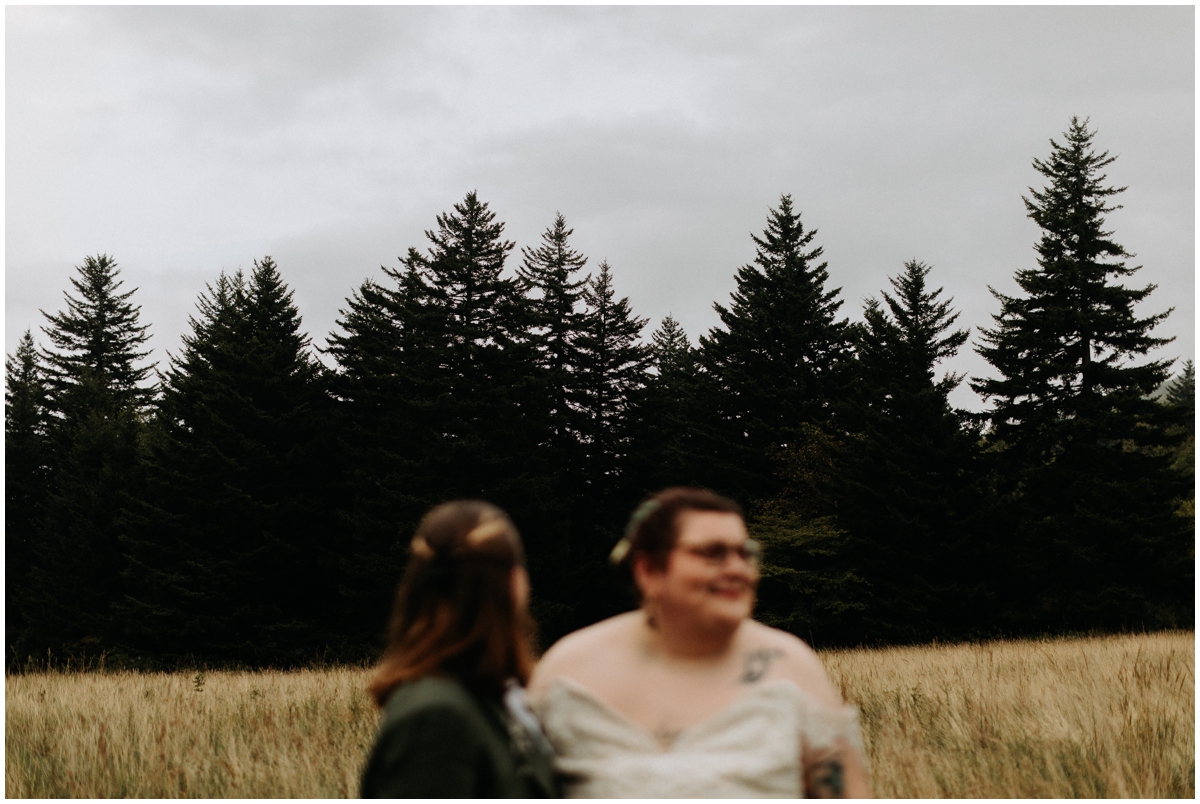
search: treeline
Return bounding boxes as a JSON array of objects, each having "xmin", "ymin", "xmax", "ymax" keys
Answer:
[{"xmin": 6, "ymin": 117, "xmax": 1194, "ymax": 668}]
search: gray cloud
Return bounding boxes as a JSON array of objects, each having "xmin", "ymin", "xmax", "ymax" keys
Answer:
[{"xmin": 7, "ymin": 6, "xmax": 1193, "ymax": 407}]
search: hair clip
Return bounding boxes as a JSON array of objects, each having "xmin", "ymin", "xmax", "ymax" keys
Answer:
[
  {"xmin": 609, "ymin": 499, "xmax": 661, "ymax": 566},
  {"xmin": 467, "ymin": 518, "xmax": 506, "ymax": 545},
  {"xmin": 625, "ymin": 499, "xmax": 660, "ymax": 540}
]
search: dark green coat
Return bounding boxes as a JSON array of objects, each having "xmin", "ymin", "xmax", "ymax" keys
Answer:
[{"xmin": 360, "ymin": 676, "xmax": 557, "ymax": 798}]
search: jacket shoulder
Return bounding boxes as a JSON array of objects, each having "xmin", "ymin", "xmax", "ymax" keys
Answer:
[{"xmin": 382, "ymin": 675, "xmax": 484, "ymax": 722}]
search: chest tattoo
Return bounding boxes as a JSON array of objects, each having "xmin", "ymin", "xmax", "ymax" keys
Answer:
[{"xmin": 739, "ymin": 648, "xmax": 785, "ymax": 683}]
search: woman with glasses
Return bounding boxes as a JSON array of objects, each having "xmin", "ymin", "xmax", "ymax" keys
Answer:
[{"xmin": 528, "ymin": 487, "xmax": 870, "ymax": 798}]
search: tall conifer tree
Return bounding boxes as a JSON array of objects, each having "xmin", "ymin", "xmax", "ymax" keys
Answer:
[
  {"xmin": 25, "ymin": 254, "xmax": 154, "ymax": 656},
  {"xmin": 123, "ymin": 259, "xmax": 335, "ymax": 664},
  {"xmin": 830, "ymin": 261, "xmax": 984, "ymax": 641},
  {"xmin": 328, "ymin": 192, "xmax": 550, "ymax": 643},
  {"xmin": 571, "ymin": 261, "xmax": 652, "ymax": 623},
  {"xmin": 5, "ymin": 331, "xmax": 49, "ymax": 655},
  {"xmin": 644, "ymin": 315, "xmax": 704, "ymax": 488},
  {"xmin": 517, "ymin": 214, "xmax": 591, "ymax": 528},
  {"xmin": 972, "ymin": 118, "xmax": 1188, "ymax": 630},
  {"xmin": 397, "ymin": 191, "xmax": 539, "ymax": 502},
  {"xmin": 699, "ymin": 195, "xmax": 852, "ymax": 506},
  {"xmin": 575, "ymin": 262, "xmax": 652, "ymax": 501},
  {"xmin": 518, "ymin": 212, "xmax": 590, "ymax": 449}
]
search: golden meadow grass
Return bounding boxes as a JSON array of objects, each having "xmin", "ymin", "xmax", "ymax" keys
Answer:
[
  {"xmin": 5, "ymin": 630, "xmax": 1194, "ymax": 797},
  {"xmin": 823, "ymin": 630, "xmax": 1194, "ymax": 797}
]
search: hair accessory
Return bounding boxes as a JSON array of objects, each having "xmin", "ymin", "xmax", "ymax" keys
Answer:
[
  {"xmin": 625, "ymin": 499, "xmax": 660, "ymax": 539},
  {"xmin": 609, "ymin": 499, "xmax": 661, "ymax": 567},
  {"xmin": 467, "ymin": 518, "xmax": 506, "ymax": 545},
  {"xmin": 410, "ymin": 536, "xmax": 435, "ymax": 560}
]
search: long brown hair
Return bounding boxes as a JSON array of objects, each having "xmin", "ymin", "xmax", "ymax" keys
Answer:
[{"xmin": 368, "ymin": 500, "xmax": 536, "ymax": 707}]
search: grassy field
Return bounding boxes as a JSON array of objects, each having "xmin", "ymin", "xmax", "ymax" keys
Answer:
[
  {"xmin": 823, "ymin": 630, "xmax": 1194, "ymax": 797},
  {"xmin": 5, "ymin": 630, "xmax": 1193, "ymax": 797}
]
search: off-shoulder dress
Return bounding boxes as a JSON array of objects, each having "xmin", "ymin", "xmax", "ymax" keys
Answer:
[{"xmin": 531, "ymin": 676, "xmax": 865, "ymax": 798}]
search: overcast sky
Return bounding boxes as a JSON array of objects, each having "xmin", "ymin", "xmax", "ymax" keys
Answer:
[{"xmin": 6, "ymin": 6, "xmax": 1194, "ymax": 409}]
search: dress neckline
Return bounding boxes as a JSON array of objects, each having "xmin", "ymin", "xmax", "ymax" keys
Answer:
[{"xmin": 542, "ymin": 675, "xmax": 810, "ymax": 749}]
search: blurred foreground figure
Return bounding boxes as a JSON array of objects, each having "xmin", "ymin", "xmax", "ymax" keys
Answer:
[
  {"xmin": 360, "ymin": 501, "xmax": 557, "ymax": 798},
  {"xmin": 529, "ymin": 487, "xmax": 871, "ymax": 798}
]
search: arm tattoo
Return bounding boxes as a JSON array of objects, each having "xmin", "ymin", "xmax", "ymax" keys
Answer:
[
  {"xmin": 805, "ymin": 758, "xmax": 845, "ymax": 798},
  {"xmin": 739, "ymin": 649, "xmax": 784, "ymax": 683}
]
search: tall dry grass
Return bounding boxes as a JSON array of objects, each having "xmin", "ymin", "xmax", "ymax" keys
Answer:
[
  {"xmin": 5, "ymin": 666, "xmax": 378, "ymax": 797},
  {"xmin": 823, "ymin": 630, "xmax": 1195, "ymax": 797},
  {"xmin": 5, "ymin": 631, "xmax": 1194, "ymax": 797}
]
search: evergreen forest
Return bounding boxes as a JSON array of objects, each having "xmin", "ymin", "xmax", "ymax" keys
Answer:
[{"xmin": 7, "ymin": 118, "xmax": 1194, "ymax": 668}]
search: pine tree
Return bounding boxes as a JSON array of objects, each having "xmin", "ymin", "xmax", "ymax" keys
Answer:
[
  {"xmin": 516, "ymin": 214, "xmax": 591, "ymax": 537},
  {"xmin": 5, "ymin": 331, "xmax": 49, "ymax": 656},
  {"xmin": 828, "ymin": 261, "xmax": 985, "ymax": 642},
  {"xmin": 1161, "ymin": 359, "xmax": 1194, "ymax": 498},
  {"xmin": 325, "ymin": 268, "xmax": 436, "ymax": 654},
  {"xmin": 518, "ymin": 212, "xmax": 590, "ymax": 453},
  {"xmin": 698, "ymin": 195, "xmax": 853, "ymax": 506},
  {"xmin": 644, "ymin": 315, "xmax": 704, "ymax": 488},
  {"xmin": 123, "ymin": 259, "xmax": 336, "ymax": 665},
  {"xmin": 972, "ymin": 118, "xmax": 1188, "ymax": 630},
  {"xmin": 1164, "ymin": 359, "xmax": 1194, "ymax": 417},
  {"xmin": 575, "ymin": 261, "xmax": 652, "ymax": 502},
  {"xmin": 24, "ymin": 254, "xmax": 155, "ymax": 657},
  {"xmin": 328, "ymin": 192, "xmax": 551, "ymax": 643},
  {"xmin": 396, "ymin": 191, "xmax": 540, "ymax": 502},
  {"xmin": 571, "ymin": 261, "xmax": 653, "ymax": 624}
]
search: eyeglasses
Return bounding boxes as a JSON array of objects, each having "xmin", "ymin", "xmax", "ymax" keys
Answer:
[{"xmin": 679, "ymin": 538, "xmax": 762, "ymax": 567}]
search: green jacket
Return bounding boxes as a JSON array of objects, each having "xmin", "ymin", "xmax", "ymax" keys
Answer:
[{"xmin": 360, "ymin": 676, "xmax": 557, "ymax": 798}]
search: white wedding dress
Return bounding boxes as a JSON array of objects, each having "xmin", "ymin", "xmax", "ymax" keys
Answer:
[{"xmin": 531, "ymin": 677, "xmax": 864, "ymax": 798}]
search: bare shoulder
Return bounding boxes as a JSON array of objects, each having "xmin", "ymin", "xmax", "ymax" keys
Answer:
[
  {"xmin": 743, "ymin": 620, "xmax": 845, "ymax": 709},
  {"xmin": 528, "ymin": 612, "xmax": 641, "ymax": 698}
]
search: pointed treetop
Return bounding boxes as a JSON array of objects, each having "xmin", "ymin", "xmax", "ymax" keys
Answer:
[
  {"xmin": 520, "ymin": 212, "xmax": 589, "ymax": 289},
  {"xmin": 39, "ymin": 254, "xmax": 155, "ymax": 407},
  {"xmin": 972, "ymin": 117, "xmax": 1174, "ymax": 429},
  {"xmin": 652, "ymin": 314, "xmax": 690, "ymax": 355},
  {"xmin": 6, "ymin": 330, "xmax": 47, "ymax": 427},
  {"xmin": 1164, "ymin": 359, "xmax": 1194, "ymax": 411}
]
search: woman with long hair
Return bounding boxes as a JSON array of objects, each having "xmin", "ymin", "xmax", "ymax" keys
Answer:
[
  {"xmin": 360, "ymin": 500, "xmax": 557, "ymax": 798},
  {"xmin": 529, "ymin": 487, "xmax": 871, "ymax": 798}
]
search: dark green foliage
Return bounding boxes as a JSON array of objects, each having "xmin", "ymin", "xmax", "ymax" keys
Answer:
[
  {"xmin": 1164, "ymin": 359, "xmax": 1194, "ymax": 420},
  {"xmin": 643, "ymin": 315, "xmax": 706, "ymax": 489},
  {"xmin": 327, "ymin": 192, "xmax": 552, "ymax": 646},
  {"xmin": 12, "ymin": 156, "xmax": 1190, "ymax": 664},
  {"xmin": 518, "ymin": 212, "xmax": 590, "ymax": 470},
  {"xmin": 1161, "ymin": 359, "xmax": 1194, "ymax": 493},
  {"xmin": 325, "ymin": 268, "xmax": 436, "ymax": 654},
  {"xmin": 5, "ymin": 331, "xmax": 49, "ymax": 654},
  {"xmin": 515, "ymin": 214, "xmax": 592, "ymax": 611},
  {"xmin": 751, "ymin": 512, "xmax": 864, "ymax": 643},
  {"xmin": 823, "ymin": 261, "xmax": 987, "ymax": 643},
  {"xmin": 698, "ymin": 195, "xmax": 853, "ymax": 507},
  {"xmin": 575, "ymin": 262, "xmax": 652, "ymax": 502},
  {"xmin": 22, "ymin": 255, "xmax": 155, "ymax": 657},
  {"xmin": 122, "ymin": 259, "xmax": 337, "ymax": 665},
  {"xmin": 569, "ymin": 261, "xmax": 654, "ymax": 625},
  {"xmin": 972, "ymin": 118, "xmax": 1189, "ymax": 631}
]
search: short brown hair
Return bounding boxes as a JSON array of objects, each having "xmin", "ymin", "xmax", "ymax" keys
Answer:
[
  {"xmin": 368, "ymin": 501, "xmax": 536, "ymax": 707},
  {"xmin": 618, "ymin": 487, "xmax": 744, "ymax": 573}
]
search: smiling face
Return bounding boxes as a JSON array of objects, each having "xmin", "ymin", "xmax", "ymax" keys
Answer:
[{"xmin": 636, "ymin": 510, "xmax": 759, "ymax": 631}]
